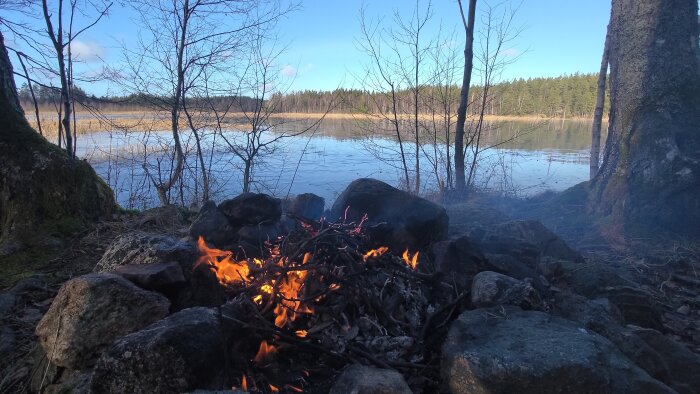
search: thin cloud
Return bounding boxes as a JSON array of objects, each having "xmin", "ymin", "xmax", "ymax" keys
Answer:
[
  {"xmin": 69, "ymin": 40, "xmax": 105, "ymax": 62},
  {"xmin": 281, "ymin": 64, "xmax": 297, "ymax": 77},
  {"xmin": 499, "ymin": 48, "xmax": 520, "ymax": 58}
]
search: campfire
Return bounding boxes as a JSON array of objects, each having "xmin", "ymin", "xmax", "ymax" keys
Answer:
[{"xmin": 194, "ymin": 214, "xmax": 460, "ymax": 392}]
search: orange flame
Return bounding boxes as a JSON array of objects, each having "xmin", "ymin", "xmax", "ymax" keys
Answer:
[
  {"xmin": 196, "ymin": 237, "xmax": 250, "ymax": 285},
  {"xmin": 254, "ymin": 340, "xmax": 277, "ymax": 364},
  {"xmin": 241, "ymin": 375, "xmax": 248, "ymax": 392},
  {"xmin": 402, "ymin": 249, "xmax": 419, "ymax": 270},
  {"xmin": 286, "ymin": 384, "xmax": 304, "ymax": 393},
  {"xmin": 363, "ymin": 246, "xmax": 389, "ymax": 262},
  {"xmin": 269, "ymin": 384, "xmax": 280, "ymax": 392},
  {"xmin": 302, "ymin": 252, "xmax": 312, "ymax": 265},
  {"xmin": 274, "ymin": 270, "xmax": 313, "ymax": 327},
  {"xmin": 295, "ymin": 330, "xmax": 308, "ymax": 338}
]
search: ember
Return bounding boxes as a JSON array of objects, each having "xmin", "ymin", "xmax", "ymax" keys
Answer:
[
  {"xmin": 402, "ymin": 249, "xmax": 419, "ymax": 270},
  {"xmin": 195, "ymin": 213, "xmax": 461, "ymax": 392}
]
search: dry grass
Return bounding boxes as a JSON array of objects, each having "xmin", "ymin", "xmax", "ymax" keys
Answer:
[{"xmin": 25, "ymin": 110, "xmax": 598, "ymax": 137}]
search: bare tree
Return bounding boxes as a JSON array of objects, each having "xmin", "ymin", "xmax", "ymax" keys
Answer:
[
  {"xmin": 214, "ymin": 28, "xmax": 333, "ymax": 193},
  {"xmin": 356, "ymin": 6, "xmax": 412, "ymax": 190},
  {"xmin": 356, "ymin": 1, "xmax": 438, "ymax": 193},
  {"xmin": 40, "ymin": 0, "xmax": 112, "ymax": 157},
  {"xmin": 393, "ymin": 0, "xmax": 434, "ymax": 194},
  {"xmin": 454, "ymin": 0, "xmax": 476, "ymax": 193},
  {"xmin": 119, "ymin": 0, "xmax": 293, "ymax": 205},
  {"xmin": 465, "ymin": 1, "xmax": 521, "ymax": 189}
]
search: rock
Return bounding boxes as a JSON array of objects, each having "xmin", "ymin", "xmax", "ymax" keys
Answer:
[
  {"xmin": 483, "ymin": 253, "xmax": 548, "ymax": 291},
  {"xmin": 35, "ymin": 273, "xmax": 170, "ymax": 369},
  {"xmin": 30, "ymin": 346, "xmax": 60, "ymax": 392},
  {"xmin": 676, "ymin": 304, "xmax": 690, "ymax": 315},
  {"xmin": 539, "ymin": 258, "xmax": 638, "ymax": 296},
  {"xmin": 597, "ymin": 286, "xmax": 664, "ymax": 330},
  {"xmin": 237, "ymin": 223, "xmax": 284, "ymax": 249},
  {"xmin": 470, "ymin": 232, "xmax": 541, "ymax": 271},
  {"xmin": 43, "ymin": 370, "xmax": 92, "ymax": 394},
  {"xmin": 94, "ymin": 231, "xmax": 198, "ymax": 272},
  {"xmin": 429, "ymin": 236, "xmax": 490, "ymax": 291},
  {"xmin": 181, "ymin": 264, "xmax": 228, "ymax": 308},
  {"xmin": 442, "ymin": 306, "xmax": 674, "ymax": 394},
  {"xmin": 629, "ymin": 326, "xmax": 700, "ymax": 394},
  {"xmin": 330, "ymin": 179, "xmax": 448, "ymax": 249},
  {"xmin": 20, "ymin": 307, "xmax": 43, "ymax": 325},
  {"xmin": 139, "ymin": 204, "xmax": 188, "ymax": 228},
  {"xmin": 0, "ymin": 292, "xmax": 16, "ymax": 318},
  {"xmin": 0, "ymin": 325, "xmax": 16, "ymax": 355},
  {"xmin": 471, "ymin": 271, "xmax": 541, "ymax": 309},
  {"xmin": 189, "ymin": 201, "xmax": 238, "ymax": 248},
  {"xmin": 549, "ymin": 291, "xmax": 672, "ymax": 383},
  {"xmin": 11, "ymin": 276, "xmax": 50, "ymax": 295},
  {"xmin": 445, "ymin": 201, "xmax": 511, "ymax": 237},
  {"xmin": 0, "ymin": 238, "xmax": 24, "ymax": 256},
  {"xmin": 289, "ymin": 193, "xmax": 325, "ymax": 220},
  {"xmin": 113, "ymin": 261, "xmax": 186, "ymax": 296},
  {"xmin": 329, "ymin": 364, "xmax": 411, "ymax": 394},
  {"xmin": 91, "ymin": 307, "xmax": 226, "ymax": 394},
  {"xmin": 489, "ymin": 220, "xmax": 583, "ymax": 262},
  {"xmin": 219, "ymin": 193, "xmax": 282, "ymax": 226}
]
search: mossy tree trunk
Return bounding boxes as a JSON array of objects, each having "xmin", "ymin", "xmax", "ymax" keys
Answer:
[
  {"xmin": 589, "ymin": 0, "xmax": 700, "ymax": 239},
  {"xmin": 589, "ymin": 20, "xmax": 610, "ymax": 180},
  {"xmin": 0, "ymin": 31, "xmax": 115, "ymax": 251}
]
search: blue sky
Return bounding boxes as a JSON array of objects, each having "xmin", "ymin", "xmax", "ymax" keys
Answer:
[
  {"xmin": 277, "ymin": 0, "xmax": 609, "ymax": 91},
  {"xmin": 7, "ymin": 0, "xmax": 611, "ymax": 95}
]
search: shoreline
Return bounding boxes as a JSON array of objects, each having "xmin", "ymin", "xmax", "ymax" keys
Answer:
[{"xmin": 24, "ymin": 110, "xmax": 601, "ymax": 137}]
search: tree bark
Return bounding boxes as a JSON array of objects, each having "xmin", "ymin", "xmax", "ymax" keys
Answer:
[
  {"xmin": 454, "ymin": 0, "xmax": 477, "ymax": 193},
  {"xmin": 590, "ymin": 21, "xmax": 611, "ymax": 179},
  {"xmin": 589, "ymin": 0, "xmax": 700, "ymax": 239},
  {"xmin": 0, "ymin": 31, "xmax": 115, "ymax": 250},
  {"xmin": 0, "ymin": 33, "xmax": 22, "ymax": 116}
]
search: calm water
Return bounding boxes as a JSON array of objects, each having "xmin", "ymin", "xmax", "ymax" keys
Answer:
[{"xmin": 76, "ymin": 117, "xmax": 601, "ymax": 209}]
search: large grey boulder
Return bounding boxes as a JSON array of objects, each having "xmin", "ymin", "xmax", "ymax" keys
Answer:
[
  {"xmin": 219, "ymin": 193, "xmax": 282, "ymax": 226},
  {"xmin": 488, "ymin": 220, "xmax": 583, "ymax": 262},
  {"xmin": 113, "ymin": 261, "xmax": 186, "ymax": 296},
  {"xmin": 442, "ymin": 306, "xmax": 674, "ymax": 394},
  {"xmin": 189, "ymin": 201, "xmax": 238, "ymax": 248},
  {"xmin": 329, "ymin": 364, "xmax": 411, "ymax": 394},
  {"xmin": 629, "ymin": 326, "xmax": 700, "ymax": 394},
  {"xmin": 94, "ymin": 231, "xmax": 197, "ymax": 272},
  {"xmin": 35, "ymin": 273, "xmax": 170, "ymax": 369},
  {"xmin": 289, "ymin": 193, "xmax": 325, "ymax": 220},
  {"xmin": 330, "ymin": 178, "xmax": 448, "ymax": 249},
  {"xmin": 471, "ymin": 271, "xmax": 541, "ymax": 309},
  {"xmin": 91, "ymin": 307, "xmax": 226, "ymax": 394},
  {"xmin": 542, "ymin": 259, "xmax": 663, "ymax": 330},
  {"xmin": 429, "ymin": 236, "xmax": 490, "ymax": 292}
]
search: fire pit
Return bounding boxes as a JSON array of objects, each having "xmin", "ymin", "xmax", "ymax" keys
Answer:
[
  {"xmin": 192, "ymin": 213, "xmax": 456, "ymax": 392},
  {"xmin": 28, "ymin": 179, "xmax": 695, "ymax": 394}
]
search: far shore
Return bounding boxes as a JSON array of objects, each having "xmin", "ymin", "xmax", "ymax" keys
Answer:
[{"xmin": 23, "ymin": 109, "xmax": 601, "ymax": 137}]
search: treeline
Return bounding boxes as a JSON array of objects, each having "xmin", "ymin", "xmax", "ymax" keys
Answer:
[
  {"xmin": 19, "ymin": 73, "xmax": 606, "ymax": 118},
  {"xmin": 17, "ymin": 84, "xmax": 263, "ymax": 113},
  {"xmin": 275, "ymin": 73, "xmax": 607, "ymax": 118}
]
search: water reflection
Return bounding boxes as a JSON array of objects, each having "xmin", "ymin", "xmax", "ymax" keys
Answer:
[{"xmin": 76, "ymin": 117, "xmax": 604, "ymax": 209}]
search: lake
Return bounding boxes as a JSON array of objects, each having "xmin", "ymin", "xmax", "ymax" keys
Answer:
[{"xmin": 75, "ymin": 117, "xmax": 601, "ymax": 209}]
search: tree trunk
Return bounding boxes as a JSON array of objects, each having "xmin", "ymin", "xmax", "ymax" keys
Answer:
[
  {"xmin": 590, "ymin": 20, "xmax": 611, "ymax": 179},
  {"xmin": 589, "ymin": 0, "xmax": 700, "ymax": 239},
  {"xmin": 0, "ymin": 34, "xmax": 22, "ymax": 116},
  {"xmin": 0, "ymin": 31, "xmax": 115, "ymax": 251},
  {"xmin": 454, "ymin": 0, "xmax": 477, "ymax": 193}
]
